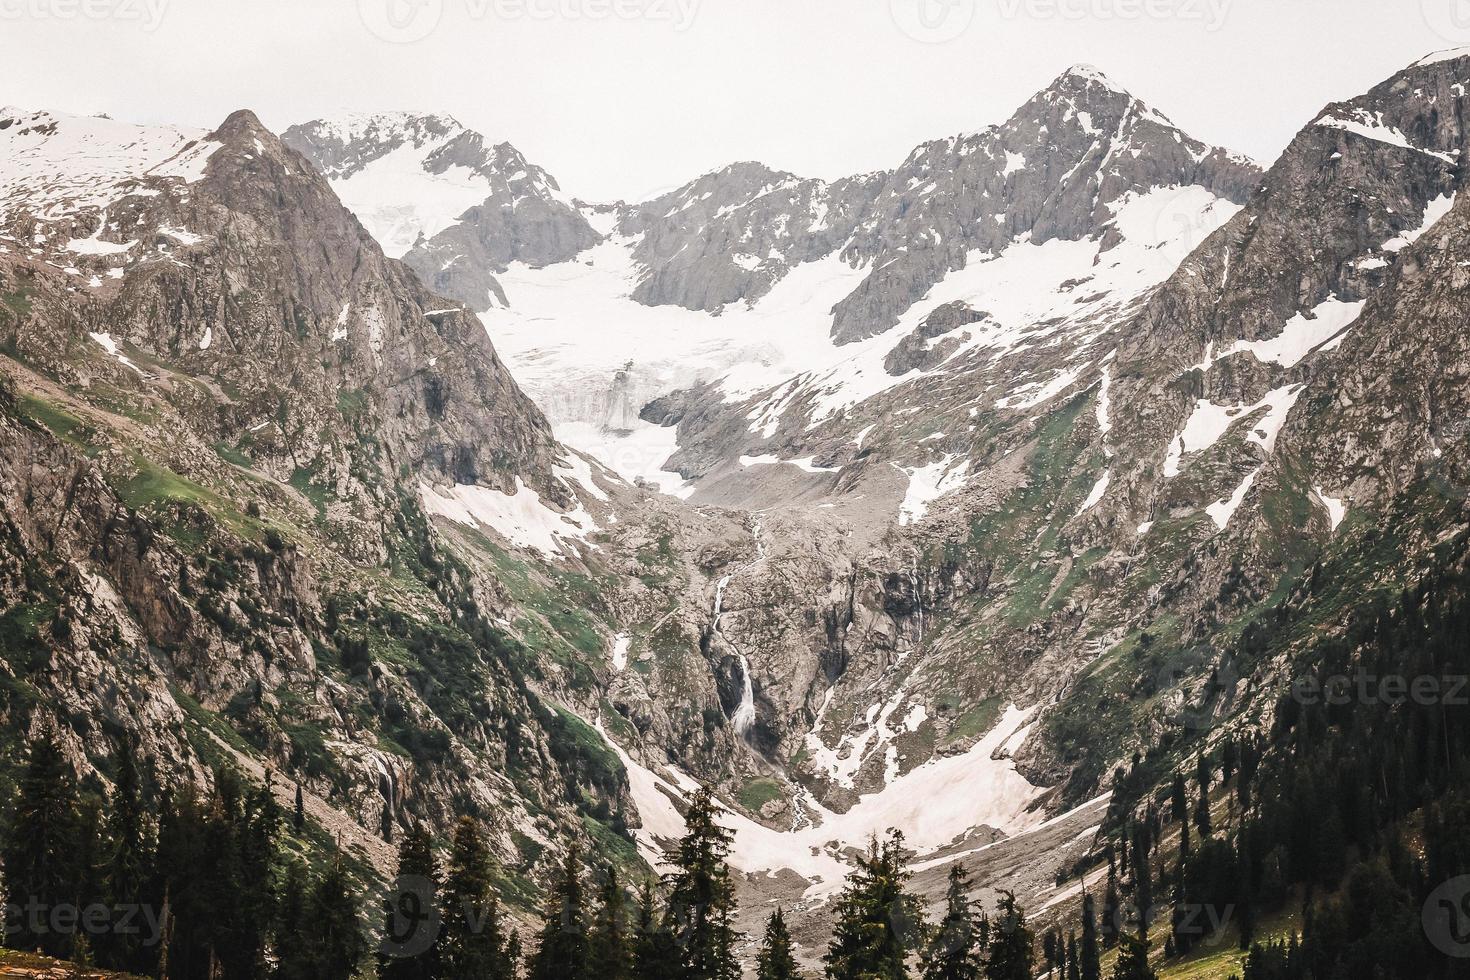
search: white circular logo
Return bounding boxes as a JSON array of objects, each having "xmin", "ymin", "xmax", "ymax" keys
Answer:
[
  {"xmin": 1421, "ymin": 0, "xmax": 1470, "ymax": 45},
  {"xmin": 1423, "ymin": 875, "xmax": 1470, "ymax": 957},
  {"xmin": 359, "ymin": 0, "xmax": 444, "ymax": 43},
  {"xmin": 890, "ymin": 0, "xmax": 975, "ymax": 43}
]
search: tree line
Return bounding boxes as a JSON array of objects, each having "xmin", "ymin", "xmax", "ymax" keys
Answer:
[
  {"xmin": 3, "ymin": 726, "xmax": 1170, "ymax": 980},
  {"xmin": 1060, "ymin": 545, "xmax": 1470, "ymax": 980}
]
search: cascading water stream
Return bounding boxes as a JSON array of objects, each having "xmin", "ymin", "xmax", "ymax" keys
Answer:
[{"xmin": 713, "ymin": 572, "xmax": 757, "ymax": 740}]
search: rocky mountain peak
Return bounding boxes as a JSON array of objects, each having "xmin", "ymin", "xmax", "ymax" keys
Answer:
[
  {"xmin": 285, "ymin": 110, "xmax": 600, "ymax": 308},
  {"xmin": 281, "ymin": 110, "xmax": 470, "ymax": 180}
]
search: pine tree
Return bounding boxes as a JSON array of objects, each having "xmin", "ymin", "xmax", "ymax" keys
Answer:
[
  {"xmin": 1042, "ymin": 930, "xmax": 1059, "ymax": 978},
  {"xmin": 983, "ymin": 890, "xmax": 1033, "ymax": 980},
  {"xmin": 756, "ymin": 908, "xmax": 801, "ymax": 980},
  {"xmin": 1194, "ymin": 783, "xmax": 1212, "ymax": 838},
  {"xmin": 1132, "ymin": 856, "xmax": 1153, "ymax": 939},
  {"xmin": 1193, "ymin": 756, "xmax": 1212, "ymax": 838},
  {"xmin": 237, "ymin": 779, "xmax": 283, "ymax": 976},
  {"xmin": 1079, "ymin": 893, "xmax": 1101, "ymax": 980},
  {"xmin": 665, "ymin": 788, "xmax": 741, "ymax": 980},
  {"xmin": 824, "ymin": 831, "xmax": 919, "ymax": 980},
  {"xmin": 3, "ymin": 727, "xmax": 82, "ymax": 959},
  {"xmin": 100, "ymin": 742, "xmax": 154, "ymax": 974},
  {"xmin": 274, "ymin": 861, "xmax": 314, "ymax": 980},
  {"xmin": 293, "ymin": 782, "xmax": 305, "ymax": 832},
  {"xmin": 920, "ymin": 865, "xmax": 983, "ymax": 980},
  {"xmin": 632, "ymin": 879, "xmax": 680, "ymax": 978},
  {"xmin": 1065, "ymin": 932, "xmax": 1080, "ymax": 980},
  {"xmin": 310, "ymin": 857, "xmax": 368, "ymax": 980},
  {"xmin": 1100, "ymin": 861, "xmax": 1120, "ymax": 950},
  {"xmin": 529, "ymin": 842, "xmax": 589, "ymax": 980},
  {"xmin": 380, "ymin": 822, "xmax": 441, "ymax": 980},
  {"xmin": 1109, "ymin": 932, "xmax": 1156, "ymax": 980},
  {"xmin": 444, "ymin": 817, "xmax": 512, "ymax": 980},
  {"xmin": 589, "ymin": 864, "xmax": 632, "ymax": 980}
]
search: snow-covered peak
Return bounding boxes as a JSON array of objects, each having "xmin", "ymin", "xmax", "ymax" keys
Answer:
[
  {"xmin": 0, "ymin": 105, "xmax": 215, "ymax": 224},
  {"xmin": 1059, "ymin": 63, "xmax": 1125, "ymax": 92},
  {"xmin": 288, "ymin": 111, "xmax": 472, "ymax": 172},
  {"xmin": 284, "ymin": 111, "xmax": 576, "ymax": 257},
  {"xmin": 1411, "ymin": 46, "xmax": 1470, "ymax": 70}
]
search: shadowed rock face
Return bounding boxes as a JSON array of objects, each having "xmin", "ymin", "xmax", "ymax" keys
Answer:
[
  {"xmin": 284, "ymin": 111, "xmax": 601, "ymax": 311},
  {"xmin": 0, "ymin": 104, "xmax": 616, "ymax": 887},
  {"xmin": 617, "ymin": 162, "xmax": 887, "ymax": 313}
]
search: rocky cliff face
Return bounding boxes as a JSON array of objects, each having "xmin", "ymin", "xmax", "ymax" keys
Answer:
[
  {"xmin": 617, "ymin": 162, "xmax": 885, "ymax": 312},
  {"xmin": 0, "ymin": 104, "xmax": 638, "ymax": 898}
]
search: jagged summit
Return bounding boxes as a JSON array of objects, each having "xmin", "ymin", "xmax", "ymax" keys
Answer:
[
  {"xmin": 284, "ymin": 110, "xmax": 600, "ymax": 295},
  {"xmin": 1056, "ymin": 62, "xmax": 1127, "ymax": 92}
]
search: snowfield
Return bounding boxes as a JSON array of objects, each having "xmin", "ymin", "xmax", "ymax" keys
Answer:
[
  {"xmin": 477, "ymin": 184, "xmax": 1240, "ymax": 506},
  {"xmin": 599, "ymin": 703, "xmax": 1047, "ymax": 899}
]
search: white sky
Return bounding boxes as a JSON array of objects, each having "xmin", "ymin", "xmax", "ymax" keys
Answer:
[{"xmin": 0, "ymin": 0, "xmax": 1459, "ymax": 201}]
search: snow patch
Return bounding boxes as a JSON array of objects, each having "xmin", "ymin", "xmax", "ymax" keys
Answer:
[
  {"xmin": 419, "ymin": 478, "xmax": 597, "ymax": 559},
  {"xmin": 1207, "ymin": 468, "xmax": 1260, "ymax": 530},
  {"xmin": 896, "ymin": 455, "xmax": 970, "ymax": 525},
  {"xmin": 1314, "ymin": 486, "xmax": 1347, "ymax": 532}
]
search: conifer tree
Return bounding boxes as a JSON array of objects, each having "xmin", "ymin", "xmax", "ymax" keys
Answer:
[
  {"xmin": 589, "ymin": 864, "xmax": 632, "ymax": 980},
  {"xmin": 1194, "ymin": 784, "xmax": 1211, "ymax": 838},
  {"xmin": 274, "ymin": 861, "xmax": 313, "ymax": 980},
  {"xmin": 237, "ymin": 779, "xmax": 283, "ymax": 976},
  {"xmin": 3, "ymin": 727, "xmax": 82, "ymax": 959},
  {"xmin": 632, "ymin": 879, "xmax": 680, "ymax": 978},
  {"xmin": 1109, "ymin": 932, "xmax": 1156, "ymax": 980},
  {"xmin": 101, "ymin": 743, "xmax": 154, "ymax": 974},
  {"xmin": 665, "ymin": 788, "xmax": 741, "ymax": 980},
  {"xmin": 824, "ymin": 831, "xmax": 919, "ymax": 980},
  {"xmin": 1100, "ymin": 862, "xmax": 1120, "ymax": 950},
  {"xmin": 1042, "ymin": 930, "xmax": 1059, "ymax": 978},
  {"xmin": 1065, "ymin": 932, "xmax": 1080, "ymax": 980},
  {"xmin": 444, "ymin": 816, "xmax": 512, "ymax": 980},
  {"xmin": 983, "ymin": 890, "xmax": 1033, "ymax": 980},
  {"xmin": 920, "ymin": 865, "xmax": 983, "ymax": 980},
  {"xmin": 309, "ymin": 857, "xmax": 368, "ymax": 980},
  {"xmin": 756, "ymin": 908, "xmax": 801, "ymax": 980},
  {"xmin": 529, "ymin": 842, "xmax": 589, "ymax": 980},
  {"xmin": 1079, "ymin": 893, "xmax": 1101, "ymax": 980},
  {"xmin": 380, "ymin": 822, "xmax": 441, "ymax": 980}
]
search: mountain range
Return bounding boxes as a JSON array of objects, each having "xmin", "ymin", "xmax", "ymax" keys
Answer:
[{"xmin": 3, "ymin": 46, "xmax": 1470, "ymax": 975}]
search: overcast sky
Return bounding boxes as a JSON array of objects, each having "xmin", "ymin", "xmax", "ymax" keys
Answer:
[{"xmin": 1, "ymin": 0, "xmax": 1460, "ymax": 200}]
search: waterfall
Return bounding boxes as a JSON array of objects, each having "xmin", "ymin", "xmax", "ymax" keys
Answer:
[
  {"xmin": 731, "ymin": 654, "xmax": 756, "ymax": 738},
  {"xmin": 713, "ymin": 574, "xmax": 731, "ymax": 622},
  {"xmin": 911, "ymin": 552, "xmax": 924, "ymax": 642},
  {"xmin": 712, "ymin": 573, "xmax": 756, "ymax": 739}
]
